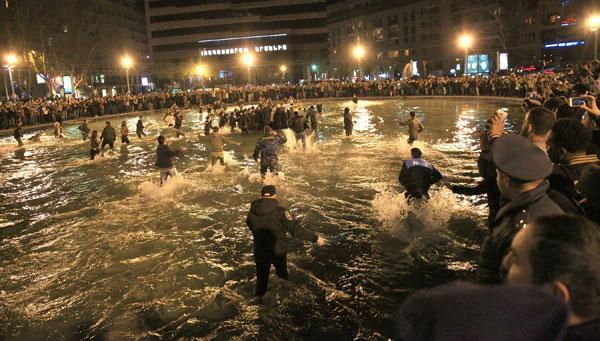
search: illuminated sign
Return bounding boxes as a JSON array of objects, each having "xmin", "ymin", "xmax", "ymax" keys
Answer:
[
  {"xmin": 499, "ymin": 53, "xmax": 508, "ymax": 70},
  {"xmin": 467, "ymin": 54, "xmax": 489, "ymax": 74},
  {"xmin": 200, "ymin": 45, "xmax": 287, "ymax": 56},
  {"xmin": 141, "ymin": 77, "xmax": 149, "ymax": 86},
  {"xmin": 63, "ymin": 75, "xmax": 73, "ymax": 94},
  {"xmin": 544, "ymin": 41, "xmax": 585, "ymax": 48},
  {"xmin": 36, "ymin": 74, "xmax": 46, "ymax": 84},
  {"xmin": 198, "ymin": 33, "xmax": 287, "ymax": 44}
]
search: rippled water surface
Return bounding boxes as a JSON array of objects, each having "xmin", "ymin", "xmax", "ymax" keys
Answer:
[{"xmin": 0, "ymin": 98, "xmax": 523, "ymax": 340}]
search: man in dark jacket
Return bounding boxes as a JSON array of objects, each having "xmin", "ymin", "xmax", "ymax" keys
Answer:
[
  {"xmin": 291, "ymin": 111, "xmax": 307, "ymax": 148},
  {"xmin": 399, "ymin": 148, "xmax": 443, "ymax": 200},
  {"xmin": 253, "ymin": 126, "xmax": 287, "ymax": 177},
  {"xmin": 343, "ymin": 107, "xmax": 353, "ymax": 136},
  {"xmin": 100, "ymin": 121, "xmax": 116, "ymax": 151},
  {"xmin": 307, "ymin": 105, "xmax": 318, "ymax": 131},
  {"xmin": 478, "ymin": 134, "xmax": 564, "ymax": 284},
  {"xmin": 13, "ymin": 121, "xmax": 23, "ymax": 147},
  {"xmin": 273, "ymin": 105, "xmax": 288, "ymax": 130},
  {"xmin": 155, "ymin": 135, "xmax": 186, "ymax": 185},
  {"xmin": 246, "ymin": 185, "xmax": 326, "ymax": 298},
  {"xmin": 136, "ymin": 116, "xmax": 146, "ymax": 138}
]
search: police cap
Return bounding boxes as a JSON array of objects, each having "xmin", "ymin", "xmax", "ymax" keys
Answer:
[{"xmin": 490, "ymin": 134, "xmax": 552, "ymax": 181}]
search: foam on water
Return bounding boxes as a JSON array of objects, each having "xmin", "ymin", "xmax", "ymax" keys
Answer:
[
  {"xmin": 138, "ymin": 170, "xmax": 187, "ymax": 200},
  {"xmin": 371, "ymin": 187, "xmax": 456, "ymax": 239}
]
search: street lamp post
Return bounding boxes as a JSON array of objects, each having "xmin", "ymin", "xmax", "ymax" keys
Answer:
[
  {"xmin": 196, "ymin": 64, "xmax": 205, "ymax": 88},
  {"xmin": 242, "ymin": 53, "xmax": 254, "ymax": 84},
  {"xmin": 280, "ymin": 64, "xmax": 287, "ymax": 81},
  {"xmin": 4, "ymin": 54, "xmax": 17, "ymax": 101},
  {"xmin": 121, "ymin": 55, "xmax": 133, "ymax": 94},
  {"xmin": 353, "ymin": 45, "xmax": 365, "ymax": 80},
  {"xmin": 589, "ymin": 15, "xmax": 600, "ymax": 60},
  {"xmin": 458, "ymin": 34, "xmax": 473, "ymax": 76}
]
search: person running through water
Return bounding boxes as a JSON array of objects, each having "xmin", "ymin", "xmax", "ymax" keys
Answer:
[
  {"xmin": 202, "ymin": 126, "xmax": 240, "ymax": 166},
  {"xmin": 54, "ymin": 121, "xmax": 64, "ymax": 139},
  {"xmin": 155, "ymin": 135, "xmax": 186, "ymax": 186},
  {"xmin": 90, "ymin": 130, "xmax": 100, "ymax": 160},
  {"xmin": 174, "ymin": 113, "xmax": 186, "ymax": 138},
  {"xmin": 398, "ymin": 148, "xmax": 443, "ymax": 200},
  {"xmin": 100, "ymin": 121, "xmax": 116, "ymax": 152},
  {"xmin": 120, "ymin": 121, "xmax": 130, "ymax": 144},
  {"xmin": 136, "ymin": 116, "xmax": 146, "ymax": 138},
  {"xmin": 253, "ymin": 126, "xmax": 287, "ymax": 178},
  {"xmin": 79, "ymin": 118, "xmax": 90, "ymax": 141},
  {"xmin": 246, "ymin": 185, "xmax": 326, "ymax": 299},
  {"xmin": 343, "ymin": 107, "xmax": 353, "ymax": 136},
  {"xmin": 291, "ymin": 111, "xmax": 308, "ymax": 149},
  {"xmin": 399, "ymin": 111, "xmax": 424, "ymax": 145},
  {"xmin": 14, "ymin": 121, "xmax": 23, "ymax": 147}
]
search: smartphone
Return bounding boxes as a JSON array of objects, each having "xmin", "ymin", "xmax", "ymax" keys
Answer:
[
  {"xmin": 496, "ymin": 109, "xmax": 508, "ymax": 121},
  {"xmin": 569, "ymin": 97, "xmax": 586, "ymax": 107}
]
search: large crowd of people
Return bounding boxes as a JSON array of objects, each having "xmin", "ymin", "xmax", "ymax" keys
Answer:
[
  {"xmin": 3, "ymin": 59, "xmax": 600, "ymax": 340},
  {"xmin": 1, "ymin": 59, "xmax": 598, "ymax": 130}
]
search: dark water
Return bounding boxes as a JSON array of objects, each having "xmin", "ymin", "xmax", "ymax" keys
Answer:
[{"xmin": 0, "ymin": 98, "xmax": 523, "ymax": 340}]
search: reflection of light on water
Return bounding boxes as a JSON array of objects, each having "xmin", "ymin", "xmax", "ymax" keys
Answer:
[{"xmin": 353, "ymin": 108, "xmax": 372, "ymax": 132}]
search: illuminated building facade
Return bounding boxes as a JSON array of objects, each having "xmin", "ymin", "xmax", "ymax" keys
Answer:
[{"xmin": 145, "ymin": 0, "xmax": 328, "ymax": 84}]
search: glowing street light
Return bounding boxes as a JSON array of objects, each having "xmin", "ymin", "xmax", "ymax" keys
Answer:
[
  {"xmin": 457, "ymin": 34, "xmax": 474, "ymax": 76},
  {"xmin": 241, "ymin": 53, "xmax": 254, "ymax": 84},
  {"xmin": 280, "ymin": 64, "xmax": 287, "ymax": 80},
  {"xmin": 195, "ymin": 64, "xmax": 206, "ymax": 88},
  {"xmin": 121, "ymin": 55, "xmax": 134, "ymax": 94},
  {"xmin": 588, "ymin": 15, "xmax": 600, "ymax": 59},
  {"xmin": 3, "ymin": 53, "xmax": 18, "ymax": 101},
  {"xmin": 353, "ymin": 45, "xmax": 365, "ymax": 80}
]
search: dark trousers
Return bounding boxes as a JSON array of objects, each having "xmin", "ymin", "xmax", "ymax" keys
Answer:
[
  {"xmin": 255, "ymin": 252, "xmax": 288, "ymax": 297},
  {"xmin": 101, "ymin": 140, "xmax": 114, "ymax": 150}
]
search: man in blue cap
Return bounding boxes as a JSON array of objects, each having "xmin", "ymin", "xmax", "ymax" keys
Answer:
[{"xmin": 478, "ymin": 133, "xmax": 564, "ymax": 284}]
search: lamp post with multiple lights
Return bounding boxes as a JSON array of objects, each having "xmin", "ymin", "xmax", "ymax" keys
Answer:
[
  {"xmin": 458, "ymin": 34, "xmax": 473, "ymax": 76},
  {"xmin": 121, "ymin": 55, "xmax": 133, "ymax": 94},
  {"xmin": 589, "ymin": 15, "xmax": 600, "ymax": 60},
  {"xmin": 353, "ymin": 45, "xmax": 365, "ymax": 80},
  {"xmin": 4, "ymin": 53, "xmax": 17, "ymax": 101}
]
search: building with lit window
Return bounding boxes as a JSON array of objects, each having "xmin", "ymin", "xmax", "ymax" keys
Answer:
[{"xmin": 144, "ymin": 0, "xmax": 328, "ymax": 84}]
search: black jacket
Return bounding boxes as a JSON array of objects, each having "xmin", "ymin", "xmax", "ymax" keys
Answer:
[
  {"xmin": 399, "ymin": 158, "xmax": 443, "ymax": 199},
  {"xmin": 478, "ymin": 180, "xmax": 564, "ymax": 284},
  {"xmin": 155, "ymin": 144, "xmax": 181, "ymax": 169},
  {"xmin": 273, "ymin": 108, "xmax": 288, "ymax": 129},
  {"xmin": 291, "ymin": 116, "xmax": 306, "ymax": 134},
  {"xmin": 136, "ymin": 119, "xmax": 144, "ymax": 132},
  {"xmin": 101, "ymin": 126, "xmax": 116, "ymax": 141},
  {"xmin": 246, "ymin": 198, "xmax": 317, "ymax": 255}
]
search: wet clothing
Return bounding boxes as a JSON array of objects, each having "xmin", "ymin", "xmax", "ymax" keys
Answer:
[
  {"xmin": 79, "ymin": 122, "xmax": 90, "ymax": 140},
  {"xmin": 253, "ymin": 132, "xmax": 287, "ymax": 175},
  {"xmin": 90, "ymin": 138, "xmax": 100, "ymax": 160},
  {"xmin": 307, "ymin": 108, "xmax": 318, "ymax": 130},
  {"xmin": 207, "ymin": 132, "xmax": 230, "ymax": 166},
  {"xmin": 291, "ymin": 116, "xmax": 307, "ymax": 147},
  {"xmin": 120, "ymin": 126, "xmax": 130, "ymax": 144},
  {"xmin": 14, "ymin": 126, "xmax": 23, "ymax": 146},
  {"xmin": 246, "ymin": 197, "xmax": 318, "ymax": 297},
  {"xmin": 343, "ymin": 111, "xmax": 353, "ymax": 136},
  {"xmin": 400, "ymin": 117, "xmax": 424, "ymax": 144},
  {"xmin": 101, "ymin": 125, "xmax": 116, "ymax": 149},
  {"xmin": 399, "ymin": 158, "xmax": 443, "ymax": 199},
  {"xmin": 155, "ymin": 144, "xmax": 181, "ymax": 169},
  {"xmin": 136, "ymin": 119, "xmax": 145, "ymax": 138},
  {"xmin": 273, "ymin": 107, "xmax": 288, "ymax": 129},
  {"xmin": 478, "ymin": 180, "xmax": 564, "ymax": 284}
]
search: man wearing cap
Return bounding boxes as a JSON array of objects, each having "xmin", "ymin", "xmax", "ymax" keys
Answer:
[
  {"xmin": 399, "ymin": 147, "xmax": 443, "ymax": 200},
  {"xmin": 246, "ymin": 185, "xmax": 326, "ymax": 298},
  {"xmin": 253, "ymin": 126, "xmax": 287, "ymax": 177},
  {"xmin": 478, "ymin": 133, "xmax": 564, "ymax": 284}
]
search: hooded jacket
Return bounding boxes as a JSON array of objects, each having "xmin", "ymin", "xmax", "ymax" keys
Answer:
[
  {"xmin": 246, "ymin": 198, "xmax": 317, "ymax": 255},
  {"xmin": 253, "ymin": 132, "xmax": 287, "ymax": 162}
]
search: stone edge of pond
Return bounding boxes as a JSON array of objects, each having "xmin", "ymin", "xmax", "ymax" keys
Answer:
[{"xmin": 0, "ymin": 95, "xmax": 524, "ymax": 137}]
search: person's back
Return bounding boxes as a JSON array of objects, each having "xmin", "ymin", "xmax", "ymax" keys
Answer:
[
  {"xmin": 399, "ymin": 148, "xmax": 442, "ymax": 199},
  {"xmin": 291, "ymin": 115, "xmax": 306, "ymax": 134},
  {"xmin": 208, "ymin": 131, "xmax": 224, "ymax": 152},
  {"xmin": 102, "ymin": 125, "xmax": 115, "ymax": 141},
  {"xmin": 156, "ymin": 143, "xmax": 176, "ymax": 169}
]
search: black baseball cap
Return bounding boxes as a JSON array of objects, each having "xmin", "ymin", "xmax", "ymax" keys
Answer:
[{"xmin": 261, "ymin": 185, "xmax": 276, "ymax": 197}]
